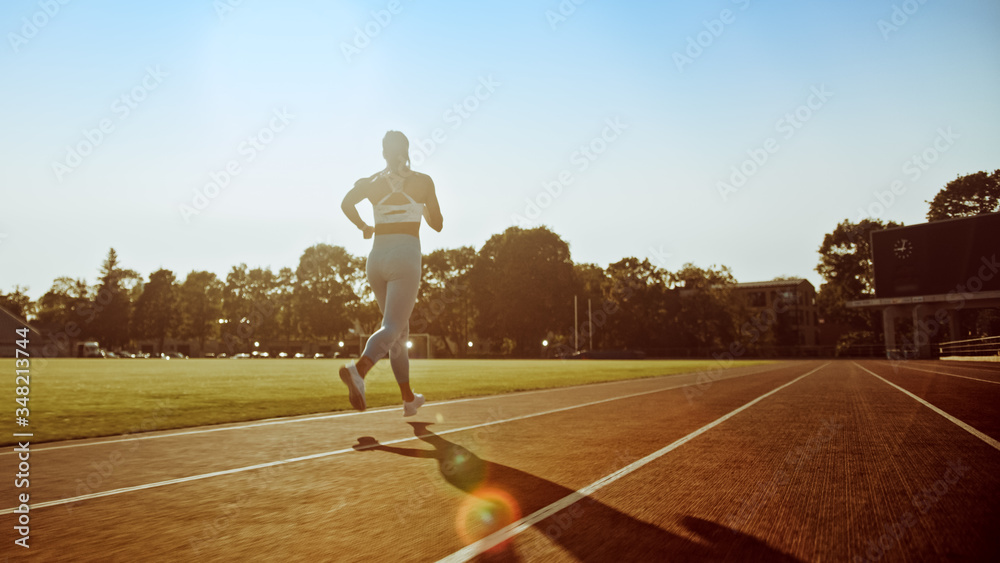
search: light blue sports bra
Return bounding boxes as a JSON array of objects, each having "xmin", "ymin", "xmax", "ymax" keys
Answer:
[{"xmin": 373, "ymin": 171, "xmax": 424, "ymax": 225}]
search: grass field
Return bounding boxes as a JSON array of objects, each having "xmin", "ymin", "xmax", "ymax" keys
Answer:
[{"xmin": 3, "ymin": 358, "xmax": 774, "ymax": 445}]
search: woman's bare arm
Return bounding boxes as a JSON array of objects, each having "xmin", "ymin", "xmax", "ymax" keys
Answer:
[
  {"xmin": 342, "ymin": 178, "xmax": 375, "ymax": 237},
  {"xmin": 423, "ymin": 178, "xmax": 444, "ymax": 232}
]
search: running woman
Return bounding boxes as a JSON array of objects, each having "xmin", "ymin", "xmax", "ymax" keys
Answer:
[{"xmin": 339, "ymin": 131, "xmax": 444, "ymax": 417}]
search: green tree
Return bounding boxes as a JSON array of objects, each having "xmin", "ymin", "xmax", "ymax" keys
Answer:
[
  {"xmin": 244, "ymin": 267, "xmax": 280, "ymax": 349},
  {"xmin": 671, "ymin": 263, "xmax": 744, "ymax": 350},
  {"xmin": 412, "ymin": 246, "xmax": 476, "ymax": 356},
  {"xmin": 132, "ymin": 269, "xmax": 179, "ymax": 352},
  {"xmin": 469, "ymin": 226, "xmax": 575, "ymax": 356},
  {"xmin": 178, "ymin": 271, "xmax": 224, "ymax": 350},
  {"xmin": 36, "ymin": 277, "xmax": 91, "ymax": 331},
  {"xmin": 926, "ymin": 170, "xmax": 1000, "ymax": 221},
  {"xmin": 816, "ymin": 219, "xmax": 901, "ymax": 334},
  {"xmin": 274, "ymin": 267, "xmax": 298, "ymax": 341},
  {"xmin": 293, "ymin": 244, "xmax": 362, "ymax": 343},
  {"xmin": 598, "ymin": 258, "xmax": 671, "ymax": 352},
  {"xmin": 221, "ymin": 264, "xmax": 252, "ymax": 353},
  {"xmin": 88, "ymin": 248, "xmax": 140, "ymax": 349},
  {"xmin": 0, "ymin": 286, "xmax": 33, "ymax": 320}
]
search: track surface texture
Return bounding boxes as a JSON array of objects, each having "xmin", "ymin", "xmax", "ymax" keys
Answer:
[{"xmin": 2, "ymin": 360, "xmax": 999, "ymax": 562}]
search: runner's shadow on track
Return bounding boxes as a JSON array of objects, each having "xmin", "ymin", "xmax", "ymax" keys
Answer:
[{"xmin": 353, "ymin": 423, "xmax": 801, "ymax": 562}]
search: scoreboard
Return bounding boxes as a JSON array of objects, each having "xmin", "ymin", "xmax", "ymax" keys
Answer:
[{"xmin": 871, "ymin": 213, "xmax": 1000, "ymax": 298}]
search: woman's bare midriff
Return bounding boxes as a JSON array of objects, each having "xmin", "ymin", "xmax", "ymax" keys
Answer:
[{"xmin": 375, "ymin": 222, "xmax": 420, "ymax": 237}]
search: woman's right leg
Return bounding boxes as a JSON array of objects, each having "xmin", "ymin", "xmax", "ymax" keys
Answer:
[
  {"xmin": 362, "ymin": 276, "xmax": 419, "ymax": 401},
  {"xmin": 387, "ymin": 322, "xmax": 414, "ymax": 402}
]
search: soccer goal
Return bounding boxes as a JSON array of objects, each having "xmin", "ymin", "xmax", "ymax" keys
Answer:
[{"xmin": 358, "ymin": 333, "xmax": 433, "ymax": 359}]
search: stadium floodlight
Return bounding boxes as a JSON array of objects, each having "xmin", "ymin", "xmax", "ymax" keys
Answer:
[
  {"xmin": 338, "ymin": 341, "xmax": 345, "ymax": 347},
  {"xmin": 542, "ymin": 340, "xmax": 549, "ymax": 347},
  {"xmin": 406, "ymin": 341, "xmax": 413, "ymax": 349},
  {"xmin": 254, "ymin": 341, "xmax": 260, "ymax": 348},
  {"xmin": 467, "ymin": 341, "xmax": 473, "ymax": 348}
]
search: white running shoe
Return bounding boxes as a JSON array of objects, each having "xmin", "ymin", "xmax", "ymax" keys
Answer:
[
  {"xmin": 339, "ymin": 362, "xmax": 366, "ymax": 411},
  {"xmin": 403, "ymin": 393, "xmax": 425, "ymax": 417}
]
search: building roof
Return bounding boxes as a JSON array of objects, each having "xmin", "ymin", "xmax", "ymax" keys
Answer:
[
  {"xmin": 734, "ymin": 279, "xmax": 813, "ymax": 291},
  {"xmin": 0, "ymin": 304, "xmax": 42, "ymax": 336}
]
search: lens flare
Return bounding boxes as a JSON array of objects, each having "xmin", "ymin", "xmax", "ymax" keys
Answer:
[{"xmin": 455, "ymin": 487, "xmax": 521, "ymax": 546}]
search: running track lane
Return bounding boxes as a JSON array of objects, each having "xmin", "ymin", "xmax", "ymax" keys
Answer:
[
  {"xmin": 0, "ymin": 362, "xmax": 819, "ymax": 561},
  {"xmin": 7, "ymin": 360, "xmax": 998, "ymax": 561},
  {"xmin": 453, "ymin": 361, "xmax": 1000, "ymax": 561},
  {"xmin": 0, "ymin": 362, "xmax": 802, "ymax": 509},
  {"xmin": 856, "ymin": 360, "xmax": 1000, "ymax": 441}
]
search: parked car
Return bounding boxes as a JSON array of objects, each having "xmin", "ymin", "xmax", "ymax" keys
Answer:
[
  {"xmin": 76, "ymin": 341, "xmax": 103, "ymax": 358},
  {"xmin": 294, "ymin": 353, "xmax": 306, "ymax": 359},
  {"xmin": 232, "ymin": 353, "xmax": 251, "ymax": 359},
  {"xmin": 558, "ymin": 349, "xmax": 646, "ymax": 360}
]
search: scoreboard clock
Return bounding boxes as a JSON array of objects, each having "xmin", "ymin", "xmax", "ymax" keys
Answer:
[{"xmin": 871, "ymin": 213, "xmax": 1000, "ymax": 298}]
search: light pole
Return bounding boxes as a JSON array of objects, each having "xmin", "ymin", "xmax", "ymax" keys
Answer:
[
  {"xmin": 574, "ymin": 295, "xmax": 578, "ymax": 352},
  {"xmin": 588, "ymin": 298, "xmax": 593, "ymax": 352}
]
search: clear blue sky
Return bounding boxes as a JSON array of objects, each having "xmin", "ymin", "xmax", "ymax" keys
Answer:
[{"xmin": 2, "ymin": 0, "xmax": 998, "ymax": 298}]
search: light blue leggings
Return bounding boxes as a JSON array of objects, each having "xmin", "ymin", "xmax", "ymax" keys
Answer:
[{"xmin": 362, "ymin": 234, "xmax": 421, "ymax": 384}]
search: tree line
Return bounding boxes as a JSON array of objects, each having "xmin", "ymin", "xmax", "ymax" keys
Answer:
[
  {"xmin": 1, "ymin": 169, "xmax": 996, "ymax": 358},
  {"xmin": 2, "ymin": 229, "xmax": 765, "ymax": 358}
]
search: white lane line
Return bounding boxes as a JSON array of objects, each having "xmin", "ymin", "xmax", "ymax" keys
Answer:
[
  {"xmin": 887, "ymin": 364, "xmax": 1000, "ymax": 385},
  {"xmin": 435, "ymin": 362, "xmax": 829, "ymax": 563},
  {"xmin": 856, "ymin": 363, "xmax": 1000, "ymax": 452},
  {"xmin": 2, "ymin": 362, "xmax": 796, "ymax": 454},
  {"xmin": 0, "ymin": 362, "xmax": 813, "ymax": 515},
  {"xmin": 931, "ymin": 361, "xmax": 1000, "ymax": 372}
]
